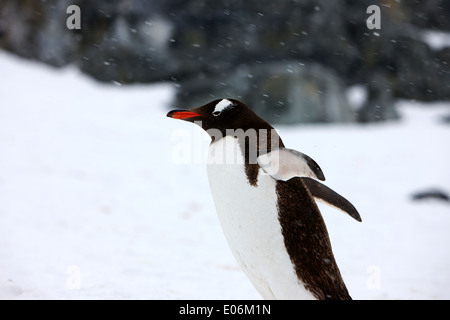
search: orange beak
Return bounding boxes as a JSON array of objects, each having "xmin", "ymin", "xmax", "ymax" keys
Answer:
[{"xmin": 166, "ymin": 110, "xmax": 202, "ymax": 120}]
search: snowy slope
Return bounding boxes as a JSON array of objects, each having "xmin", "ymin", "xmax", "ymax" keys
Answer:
[{"xmin": 0, "ymin": 51, "xmax": 449, "ymax": 299}]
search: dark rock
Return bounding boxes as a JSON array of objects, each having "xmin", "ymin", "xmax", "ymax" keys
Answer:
[
  {"xmin": 411, "ymin": 189, "xmax": 450, "ymax": 202},
  {"xmin": 357, "ymin": 72, "xmax": 398, "ymax": 122},
  {"xmin": 174, "ymin": 61, "xmax": 355, "ymax": 124},
  {"xmin": 440, "ymin": 113, "xmax": 450, "ymax": 124},
  {"xmin": 407, "ymin": 0, "xmax": 450, "ymax": 31},
  {"xmin": 75, "ymin": 0, "xmax": 178, "ymax": 83},
  {"xmin": 0, "ymin": 0, "xmax": 78, "ymax": 67}
]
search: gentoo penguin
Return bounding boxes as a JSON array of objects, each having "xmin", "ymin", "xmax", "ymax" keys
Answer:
[{"xmin": 167, "ymin": 99, "xmax": 361, "ymax": 300}]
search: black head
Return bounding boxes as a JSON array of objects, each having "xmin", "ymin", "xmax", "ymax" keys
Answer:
[{"xmin": 167, "ymin": 99, "xmax": 274, "ymax": 138}]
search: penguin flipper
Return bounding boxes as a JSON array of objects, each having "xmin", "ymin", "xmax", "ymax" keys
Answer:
[
  {"xmin": 257, "ymin": 148, "xmax": 325, "ymax": 182},
  {"xmin": 302, "ymin": 177, "xmax": 362, "ymax": 222}
]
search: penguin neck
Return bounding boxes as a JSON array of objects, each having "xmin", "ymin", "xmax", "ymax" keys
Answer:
[{"xmin": 210, "ymin": 125, "xmax": 284, "ymax": 187}]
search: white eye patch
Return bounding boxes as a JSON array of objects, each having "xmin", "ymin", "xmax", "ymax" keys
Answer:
[{"xmin": 213, "ymin": 99, "xmax": 234, "ymax": 116}]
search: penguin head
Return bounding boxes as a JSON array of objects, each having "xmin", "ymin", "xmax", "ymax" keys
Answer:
[{"xmin": 167, "ymin": 99, "xmax": 270, "ymax": 136}]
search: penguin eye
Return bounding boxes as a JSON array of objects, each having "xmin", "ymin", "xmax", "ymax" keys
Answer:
[{"xmin": 212, "ymin": 111, "xmax": 221, "ymax": 116}]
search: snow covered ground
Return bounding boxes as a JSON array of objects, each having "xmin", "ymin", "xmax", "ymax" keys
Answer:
[{"xmin": 0, "ymin": 51, "xmax": 449, "ymax": 300}]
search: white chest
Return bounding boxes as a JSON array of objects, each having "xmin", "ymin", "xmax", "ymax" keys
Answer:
[{"xmin": 206, "ymin": 136, "xmax": 315, "ymax": 300}]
